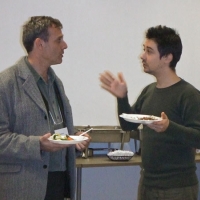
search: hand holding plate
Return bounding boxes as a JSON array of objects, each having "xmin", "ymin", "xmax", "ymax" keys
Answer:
[{"xmin": 147, "ymin": 112, "xmax": 169, "ymax": 132}]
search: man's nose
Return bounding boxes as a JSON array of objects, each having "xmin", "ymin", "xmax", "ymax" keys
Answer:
[
  {"xmin": 63, "ymin": 41, "xmax": 68, "ymax": 49},
  {"xmin": 140, "ymin": 52, "xmax": 145, "ymax": 60}
]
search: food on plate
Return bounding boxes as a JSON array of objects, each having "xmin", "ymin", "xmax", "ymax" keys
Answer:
[
  {"xmin": 52, "ymin": 133, "xmax": 74, "ymax": 140},
  {"xmin": 137, "ymin": 116, "xmax": 157, "ymax": 120}
]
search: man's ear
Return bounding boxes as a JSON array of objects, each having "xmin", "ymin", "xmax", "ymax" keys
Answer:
[
  {"xmin": 164, "ymin": 53, "xmax": 173, "ymax": 64},
  {"xmin": 34, "ymin": 38, "xmax": 45, "ymax": 50}
]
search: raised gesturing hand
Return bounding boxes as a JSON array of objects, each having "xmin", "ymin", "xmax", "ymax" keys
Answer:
[{"xmin": 99, "ymin": 70, "xmax": 127, "ymax": 98}]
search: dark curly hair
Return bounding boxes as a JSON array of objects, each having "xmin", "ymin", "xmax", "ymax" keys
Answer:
[
  {"xmin": 22, "ymin": 16, "xmax": 63, "ymax": 53},
  {"xmin": 146, "ymin": 25, "xmax": 182, "ymax": 70}
]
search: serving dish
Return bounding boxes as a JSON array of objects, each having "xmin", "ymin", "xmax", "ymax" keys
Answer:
[
  {"xmin": 107, "ymin": 150, "xmax": 134, "ymax": 161},
  {"xmin": 107, "ymin": 155, "xmax": 133, "ymax": 161}
]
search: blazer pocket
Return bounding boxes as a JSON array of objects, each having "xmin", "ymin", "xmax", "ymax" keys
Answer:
[{"xmin": 0, "ymin": 163, "xmax": 22, "ymax": 173}]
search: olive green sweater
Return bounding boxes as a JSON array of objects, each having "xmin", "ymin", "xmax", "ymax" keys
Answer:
[{"xmin": 118, "ymin": 79, "xmax": 200, "ymax": 188}]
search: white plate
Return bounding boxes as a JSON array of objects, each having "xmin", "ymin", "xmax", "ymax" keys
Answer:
[
  {"xmin": 120, "ymin": 113, "xmax": 162, "ymax": 124},
  {"xmin": 48, "ymin": 135, "xmax": 88, "ymax": 144}
]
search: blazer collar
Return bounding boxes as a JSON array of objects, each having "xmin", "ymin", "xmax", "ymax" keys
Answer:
[{"xmin": 16, "ymin": 57, "xmax": 64, "ymax": 116}]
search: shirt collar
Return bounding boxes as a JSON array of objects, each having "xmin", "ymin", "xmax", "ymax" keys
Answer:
[{"xmin": 25, "ymin": 56, "xmax": 56, "ymax": 84}]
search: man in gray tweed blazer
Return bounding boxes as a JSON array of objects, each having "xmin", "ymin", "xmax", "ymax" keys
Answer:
[{"xmin": 0, "ymin": 16, "xmax": 91, "ymax": 200}]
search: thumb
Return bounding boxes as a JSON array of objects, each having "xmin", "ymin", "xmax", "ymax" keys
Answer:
[
  {"xmin": 161, "ymin": 112, "xmax": 168, "ymax": 119},
  {"xmin": 41, "ymin": 133, "xmax": 51, "ymax": 141}
]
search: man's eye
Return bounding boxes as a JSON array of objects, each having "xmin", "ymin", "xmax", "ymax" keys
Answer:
[
  {"xmin": 57, "ymin": 38, "xmax": 63, "ymax": 43},
  {"xmin": 147, "ymin": 49, "xmax": 152, "ymax": 54}
]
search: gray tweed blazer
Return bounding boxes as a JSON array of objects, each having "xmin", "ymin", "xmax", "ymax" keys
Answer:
[{"xmin": 0, "ymin": 57, "xmax": 76, "ymax": 200}]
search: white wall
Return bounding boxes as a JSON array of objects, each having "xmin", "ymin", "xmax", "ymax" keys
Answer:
[
  {"xmin": 1, "ymin": 1, "xmax": 200, "ymax": 200},
  {"xmin": 1, "ymin": 0, "xmax": 200, "ymax": 126}
]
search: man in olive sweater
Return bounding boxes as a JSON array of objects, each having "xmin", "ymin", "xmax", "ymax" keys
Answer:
[{"xmin": 99, "ymin": 25, "xmax": 200, "ymax": 200}]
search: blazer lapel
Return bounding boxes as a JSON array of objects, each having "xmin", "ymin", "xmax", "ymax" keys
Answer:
[
  {"xmin": 16, "ymin": 58, "xmax": 48, "ymax": 115},
  {"xmin": 23, "ymin": 78, "xmax": 47, "ymax": 114}
]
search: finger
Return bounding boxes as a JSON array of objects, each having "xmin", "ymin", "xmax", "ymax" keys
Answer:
[
  {"xmin": 102, "ymin": 71, "xmax": 116, "ymax": 82},
  {"xmin": 118, "ymin": 72, "xmax": 126, "ymax": 83},
  {"xmin": 99, "ymin": 74, "xmax": 112, "ymax": 86},
  {"xmin": 100, "ymin": 82, "xmax": 113, "ymax": 93},
  {"xmin": 75, "ymin": 131, "xmax": 81, "ymax": 136},
  {"xmin": 76, "ymin": 143, "xmax": 84, "ymax": 151},
  {"xmin": 75, "ymin": 143, "xmax": 81, "ymax": 151}
]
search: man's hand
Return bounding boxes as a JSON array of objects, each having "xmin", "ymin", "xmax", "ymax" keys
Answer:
[
  {"xmin": 40, "ymin": 133, "xmax": 73, "ymax": 152},
  {"xmin": 99, "ymin": 71, "xmax": 128, "ymax": 98},
  {"xmin": 147, "ymin": 112, "xmax": 169, "ymax": 132},
  {"xmin": 75, "ymin": 132, "xmax": 91, "ymax": 151}
]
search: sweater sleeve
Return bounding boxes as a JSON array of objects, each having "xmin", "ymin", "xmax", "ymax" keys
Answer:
[
  {"xmin": 165, "ymin": 92, "xmax": 200, "ymax": 149},
  {"xmin": 117, "ymin": 95, "xmax": 140, "ymax": 131}
]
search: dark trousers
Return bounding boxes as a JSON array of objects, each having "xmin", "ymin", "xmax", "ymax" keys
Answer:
[
  {"xmin": 138, "ymin": 184, "xmax": 198, "ymax": 200},
  {"xmin": 137, "ymin": 169, "xmax": 198, "ymax": 200},
  {"xmin": 44, "ymin": 171, "xmax": 65, "ymax": 200}
]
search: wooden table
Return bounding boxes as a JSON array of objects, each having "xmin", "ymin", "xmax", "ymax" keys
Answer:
[{"xmin": 76, "ymin": 154, "xmax": 200, "ymax": 200}]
